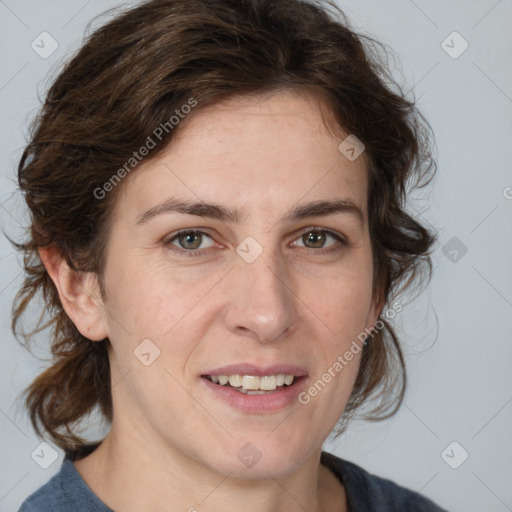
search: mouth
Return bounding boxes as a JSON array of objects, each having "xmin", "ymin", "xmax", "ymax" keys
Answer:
[
  {"xmin": 199, "ymin": 364, "xmax": 308, "ymax": 412},
  {"xmin": 202, "ymin": 373, "xmax": 301, "ymax": 394}
]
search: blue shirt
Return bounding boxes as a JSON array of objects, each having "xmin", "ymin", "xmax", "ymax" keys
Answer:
[{"xmin": 18, "ymin": 448, "xmax": 448, "ymax": 511}]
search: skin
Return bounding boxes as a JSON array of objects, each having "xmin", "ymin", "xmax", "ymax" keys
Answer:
[{"xmin": 41, "ymin": 91, "xmax": 384, "ymax": 512}]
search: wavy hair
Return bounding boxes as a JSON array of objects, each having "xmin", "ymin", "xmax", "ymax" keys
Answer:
[{"xmin": 12, "ymin": 0, "xmax": 437, "ymax": 458}]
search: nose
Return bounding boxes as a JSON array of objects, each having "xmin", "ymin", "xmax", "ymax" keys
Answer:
[{"xmin": 223, "ymin": 245, "xmax": 297, "ymax": 343}]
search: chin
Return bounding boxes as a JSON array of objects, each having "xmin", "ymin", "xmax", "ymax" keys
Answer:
[{"xmin": 201, "ymin": 436, "xmax": 314, "ymax": 480}]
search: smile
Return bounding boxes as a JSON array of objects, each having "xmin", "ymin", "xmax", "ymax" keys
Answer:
[
  {"xmin": 204, "ymin": 374, "xmax": 296, "ymax": 394},
  {"xmin": 200, "ymin": 365, "xmax": 308, "ymax": 412}
]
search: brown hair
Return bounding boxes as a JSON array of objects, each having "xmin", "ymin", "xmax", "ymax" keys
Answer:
[{"xmin": 12, "ymin": 0, "xmax": 436, "ymax": 457}]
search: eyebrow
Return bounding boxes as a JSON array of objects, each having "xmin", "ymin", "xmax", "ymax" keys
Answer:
[{"xmin": 135, "ymin": 197, "xmax": 365, "ymax": 227}]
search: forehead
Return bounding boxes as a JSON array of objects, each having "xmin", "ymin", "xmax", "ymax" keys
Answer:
[
  {"xmin": 171, "ymin": 91, "xmax": 350, "ymax": 160},
  {"xmin": 117, "ymin": 91, "xmax": 369, "ymax": 222}
]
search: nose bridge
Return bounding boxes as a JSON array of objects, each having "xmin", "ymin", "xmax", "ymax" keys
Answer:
[{"xmin": 225, "ymin": 239, "xmax": 296, "ymax": 342}]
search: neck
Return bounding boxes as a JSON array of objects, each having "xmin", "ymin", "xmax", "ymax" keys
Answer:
[{"xmin": 73, "ymin": 423, "xmax": 339, "ymax": 512}]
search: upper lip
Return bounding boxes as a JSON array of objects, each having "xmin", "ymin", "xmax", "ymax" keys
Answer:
[{"xmin": 202, "ymin": 363, "xmax": 308, "ymax": 378}]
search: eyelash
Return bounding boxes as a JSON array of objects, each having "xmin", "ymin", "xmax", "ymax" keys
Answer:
[{"xmin": 163, "ymin": 227, "xmax": 348, "ymax": 258}]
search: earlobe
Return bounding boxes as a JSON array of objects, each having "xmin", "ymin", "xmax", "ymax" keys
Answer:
[{"xmin": 38, "ymin": 247, "xmax": 108, "ymax": 341}]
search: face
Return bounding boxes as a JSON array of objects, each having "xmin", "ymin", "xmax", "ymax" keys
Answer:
[{"xmin": 96, "ymin": 91, "xmax": 381, "ymax": 478}]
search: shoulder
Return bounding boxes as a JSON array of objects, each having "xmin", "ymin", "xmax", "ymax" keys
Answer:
[
  {"xmin": 321, "ymin": 451, "xmax": 449, "ymax": 512},
  {"xmin": 17, "ymin": 456, "xmax": 112, "ymax": 512},
  {"xmin": 17, "ymin": 463, "xmax": 63, "ymax": 512}
]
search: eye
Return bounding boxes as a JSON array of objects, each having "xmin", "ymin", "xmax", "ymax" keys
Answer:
[
  {"xmin": 163, "ymin": 227, "xmax": 347, "ymax": 258},
  {"xmin": 164, "ymin": 230, "xmax": 215, "ymax": 256},
  {"xmin": 292, "ymin": 228, "xmax": 347, "ymax": 254}
]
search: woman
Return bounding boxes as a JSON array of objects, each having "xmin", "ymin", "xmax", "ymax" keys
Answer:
[{"xmin": 13, "ymin": 0, "xmax": 446, "ymax": 510}]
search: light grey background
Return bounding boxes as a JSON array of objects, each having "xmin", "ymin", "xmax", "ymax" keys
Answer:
[{"xmin": 1, "ymin": 1, "xmax": 511, "ymax": 511}]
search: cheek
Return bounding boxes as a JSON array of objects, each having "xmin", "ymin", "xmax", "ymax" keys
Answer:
[
  {"xmin": 101, "ymin": 265, "xmax": 204, "ymax": 413},
  {"xmin": 101, "ymin": 257, "xmax": 217, "ymax": 366},
  {"xmin": 309, "ymin": 262, "xmax": 374, "ymax": 339},
  {"xmin": 102, "ymin": 255, "xmax": 182, "ymax": 328}
]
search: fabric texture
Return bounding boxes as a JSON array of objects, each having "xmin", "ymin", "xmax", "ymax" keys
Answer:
[
  {"xmin": 321, "ymin": 451, "xmax": 448, "ymax": 511},
  {"xmin": 18, "ymin": 447, "xmax": 448, "ymax": 511}
]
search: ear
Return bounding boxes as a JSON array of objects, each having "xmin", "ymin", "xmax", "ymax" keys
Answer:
[{"xmin": 38, "ymin": 246, "xmax": 108, "ymax": 341}]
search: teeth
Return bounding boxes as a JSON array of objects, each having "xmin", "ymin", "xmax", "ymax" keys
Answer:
[
  {"xmin": 208, "ymin": 373, "xmax": 296, "ymax": 391},
  {"xmin": 260, "ymin": 375, "xmax": 277, "ymax": 390},
  {"xmin": 242, "ymin": 375, "xmax": 260, "ymax": 390},
  {"xmin": 237, "ymin": 389, "xmax": 269, "ymax": 395},
  {"xmin": 228, "ymin": 374, "xmax": 242, "ymax": 387}
]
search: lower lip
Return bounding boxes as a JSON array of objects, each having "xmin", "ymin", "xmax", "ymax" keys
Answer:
[{"xmin": 200, "ymin": 377, "xmax": 306, "ymax": 413}]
